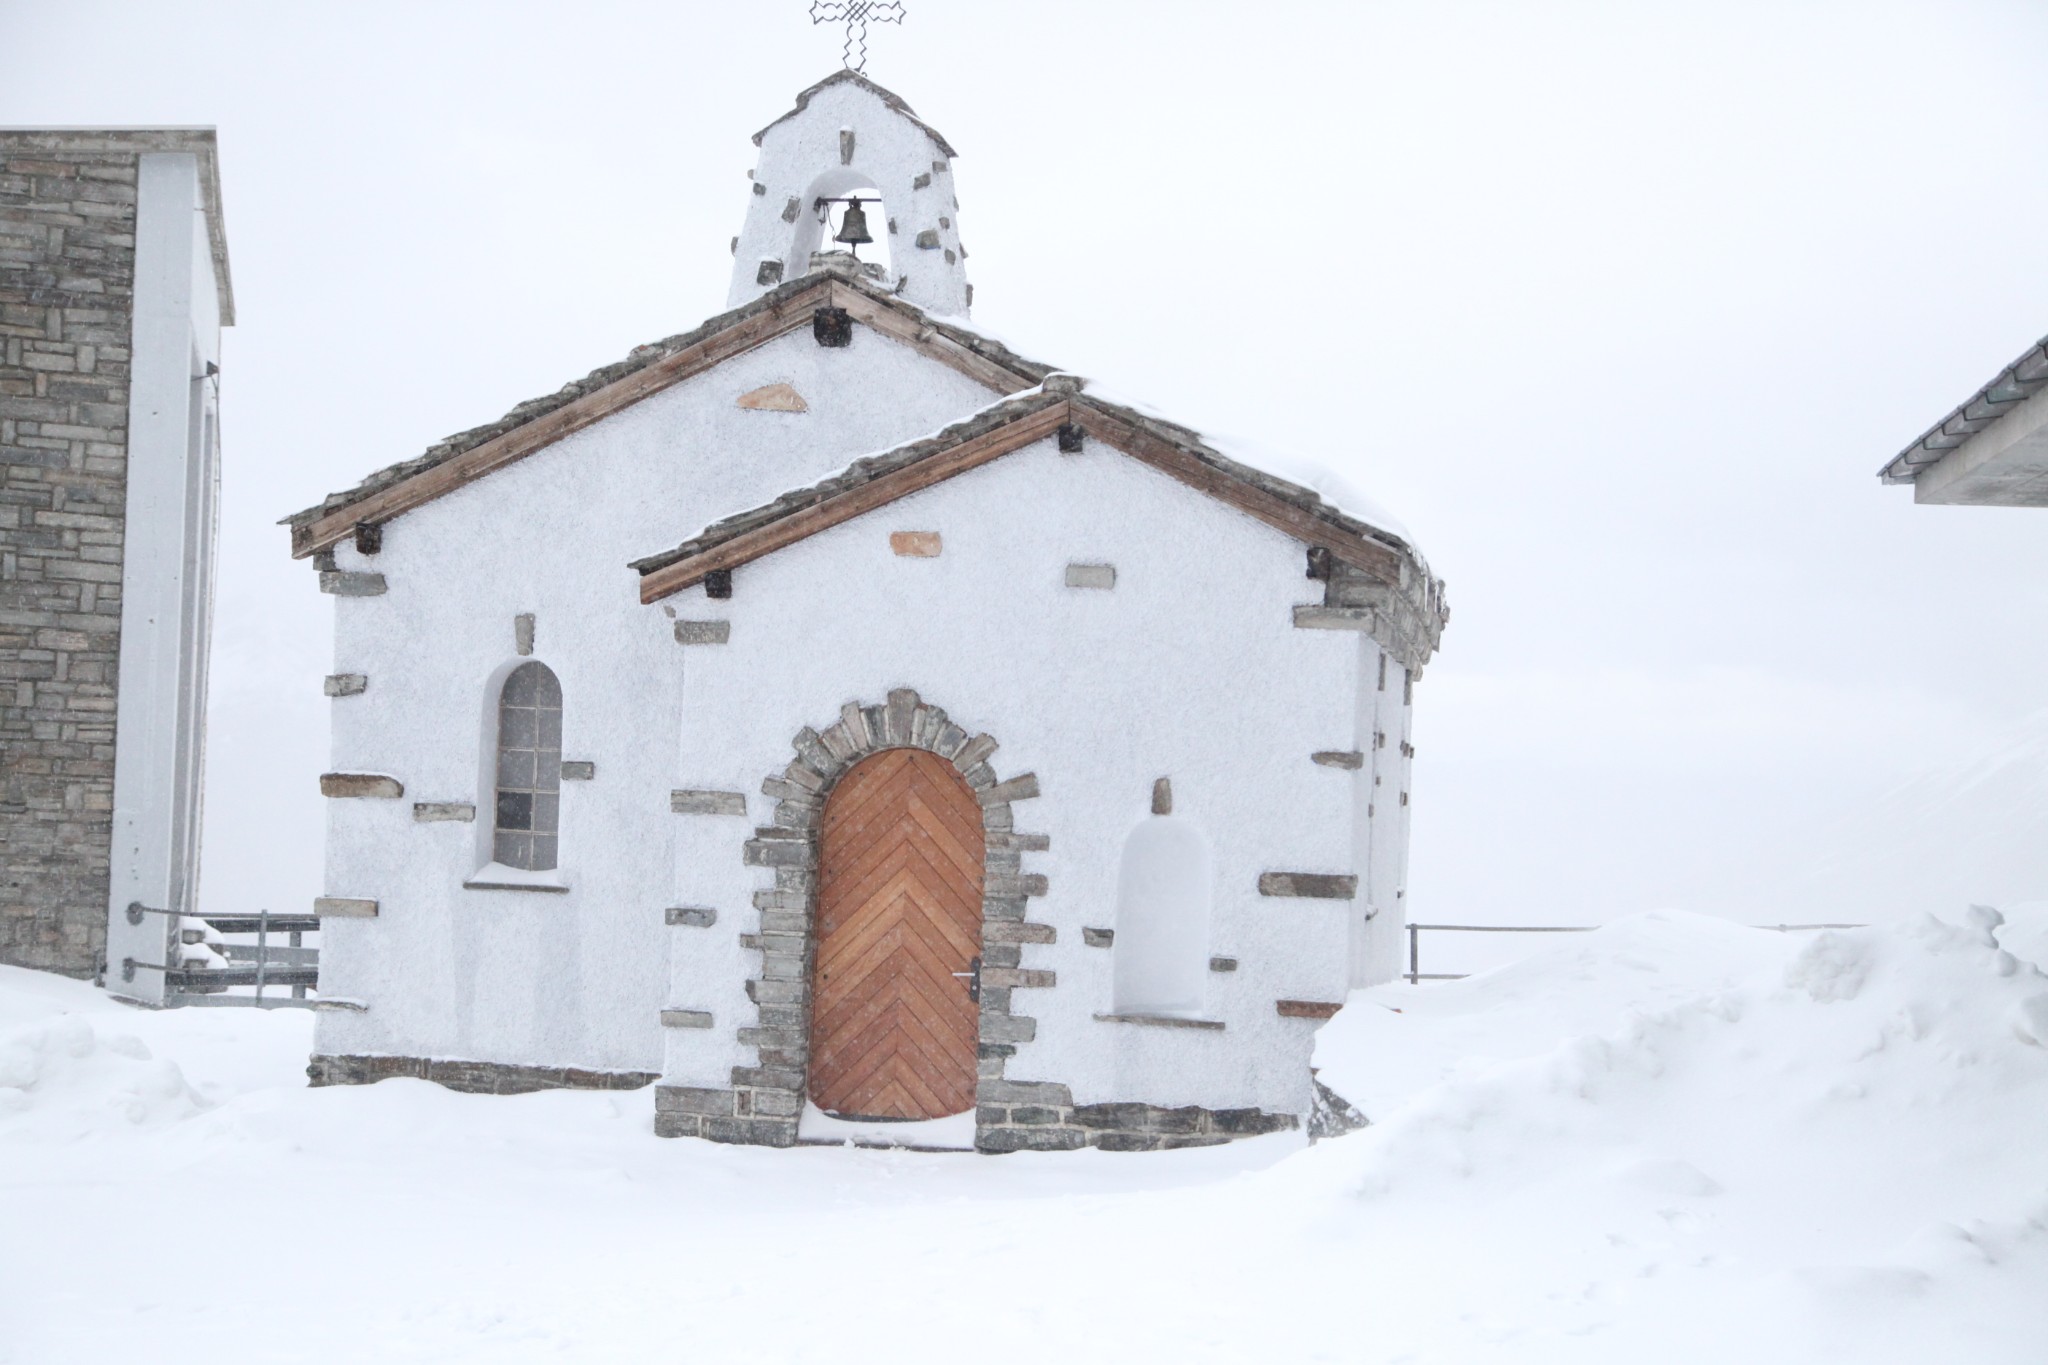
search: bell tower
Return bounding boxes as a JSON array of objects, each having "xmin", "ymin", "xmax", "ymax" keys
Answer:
[{"xmin": 727, "ymin": 71, "xmax": 972, "ymax": 319}]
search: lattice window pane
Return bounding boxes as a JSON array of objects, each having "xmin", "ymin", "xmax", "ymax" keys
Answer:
[{"xmin": 494, "ymin": 661, "xmax": 563, "ymax": 871}]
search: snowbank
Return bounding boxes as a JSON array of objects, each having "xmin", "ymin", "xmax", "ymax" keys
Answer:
[
  {"xmin": 0, "ymin": 908, "xmax": 2040, "ymax": 1363},
  {"xmin": 1295, "ymin": 907, "xmax": 2048, "ymax": 1362}
]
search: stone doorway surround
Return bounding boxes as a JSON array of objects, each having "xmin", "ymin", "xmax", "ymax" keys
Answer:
[{"xmin": 654, "ymin": 688, "xmax": 1057, "ymax": 1151}]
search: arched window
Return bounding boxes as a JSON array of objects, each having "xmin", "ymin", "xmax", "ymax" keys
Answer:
[
  {"xmin": 1112, "ymin": 817, "xmax": 1213, "ymax": 1016},
  {"xmin": 492, "ymin": 662, "xmax": 561, "ymax": 871}
]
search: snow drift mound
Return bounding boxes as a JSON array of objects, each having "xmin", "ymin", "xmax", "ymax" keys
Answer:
[
  {"xmin": 0, "ymin": 1012, "xmax": 208, "ymax": 1138},
  {"xmin": 1293, "ymin": 907, "xmax": 2048, "ymax": 1364}
]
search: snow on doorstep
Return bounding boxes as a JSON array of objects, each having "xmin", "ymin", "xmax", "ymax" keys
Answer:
[
  {"xmin": 2, "ymin": 906, "xmax": 2043, "ymax": 1364},
  {"xmin": 797, "ymin": 1101, "xmax": 975, "ymax": 1150}
]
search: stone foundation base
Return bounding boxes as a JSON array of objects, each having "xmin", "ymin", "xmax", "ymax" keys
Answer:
[
  {"xmin": 977, "ymin": 1081, "xmax": 1300, "ymax": 1152},
  {"xmin": 653, "ymin": 1078, "xmax": 1299, "ymax": 1153},
  {"xmin": 653, "ymin": 1083, "xmax": 800, "ymax": 1146},
  {"xmin": 308, "ymin": 1053, "xmax": 657, "ymax": 1095}
]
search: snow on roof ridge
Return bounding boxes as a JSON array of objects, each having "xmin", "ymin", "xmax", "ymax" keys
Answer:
[{"xmin": 751, "ymin": 69, "xmax": 959, "ymax": 158}]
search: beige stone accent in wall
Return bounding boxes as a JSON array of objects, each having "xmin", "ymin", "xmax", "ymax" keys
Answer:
[{"xmin": 736, "ymin": 382, "xmax": 808, "ymax": 412}]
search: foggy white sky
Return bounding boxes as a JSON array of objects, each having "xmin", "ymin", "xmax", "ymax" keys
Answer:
[{"xmin": 6, "ymin": 0, "xmax": 2047, "ymax": 959}]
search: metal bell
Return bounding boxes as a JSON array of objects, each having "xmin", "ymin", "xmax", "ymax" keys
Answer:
[{"xmin": 834, "ymin": 197, "xmax": 874, "ymax": 248}]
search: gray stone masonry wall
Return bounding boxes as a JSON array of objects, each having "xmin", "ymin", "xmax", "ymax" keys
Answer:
[
  {"xmin": 977, "ymin": 1084, "xmax": 1301, "ymax": 1153},
  {"xmin": 308, "ymin": 1053, "xmax": 657, "ymax": 1095},
  {"xmin": 0, "ymin": 134, "xmax": 145, "ymax": 977}
]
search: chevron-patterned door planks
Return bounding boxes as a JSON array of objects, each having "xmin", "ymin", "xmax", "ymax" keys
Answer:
[{"xmin": 809, "ymin": 748, "xmax": 984, "ymax": 1120}]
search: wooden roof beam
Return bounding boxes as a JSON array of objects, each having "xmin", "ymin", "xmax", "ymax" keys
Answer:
[{"xmin": 638, "ymin": 398, "xmax": 1073, "ymax": 603}]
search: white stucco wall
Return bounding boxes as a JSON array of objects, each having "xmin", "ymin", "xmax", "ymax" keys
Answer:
[
  {"xmin": 658, "ymin": 434, "xmax": 1367, "ymax": 1119},
  {"xmin": 312, "ymin": 309, "xmax": 1423, "ymax": 1123},
  {"xmin": 728, "ymin": 77, "xmax": 970, "ymax": 318},
  {"xmin": 1352, "ymin": 642, "xmax": 1414, "ymax": 987},
  {"xmin": 312, "ymin": 325, "xmax": 999, "ymax": 1070},
  {"xmin": 105, "ymin": 152, "xmax": 223, "ymax": 1003}
]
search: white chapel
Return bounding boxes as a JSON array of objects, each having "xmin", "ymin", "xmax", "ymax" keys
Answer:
[{"xmin": 284, "ymin": 69, "xmax": 1448, "ymax": 1152}]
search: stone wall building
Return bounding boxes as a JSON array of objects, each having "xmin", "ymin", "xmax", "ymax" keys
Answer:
[
  {"xmin": 0, "ymin": 129, "xmax": 233, "ymax": 996},
  {"xmin": 286, "ymin": 73, "xmax": 1447, "ymax": 1152}
]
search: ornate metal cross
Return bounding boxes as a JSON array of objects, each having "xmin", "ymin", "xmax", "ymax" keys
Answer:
[{"xmin": 809, "ymin": 1, "xmax": 905, "ymax": 74}]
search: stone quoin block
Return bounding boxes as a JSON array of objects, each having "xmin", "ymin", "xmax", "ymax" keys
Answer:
[
  {"xmin": 1257, "ymin": 872, "xmax": 1359, "ymax": 900},
  {"xmin": 1082, "ymin": 927, "xmax": 1114, "ymax": 948},
  {"xmin": 560, "ymin": 761, "xmax": 595, "ymax": 781},
  {"xmin": 411, "ymin": 802, "xmax": 475, "ymax": 823},
  {"xmin": 514, "ymin": 614, "xmax": 535, "ymax": 656},
  {"xmin": 323, "ymin": 673, "xmax": 367, "ymax": 697},
  {"xmin": 313, "ymin": 897, "xmax": 379, "ymax": 919},
  {"xmin": 320, "ymin": 773, "xmax": 404, "ymax": 800},
  {"xmin": 755, "ymin": 259, "xmax": 783, "ymax": 286},
  {"xmin": 660, "ymin": 1009, "xmax": 715, "ymax": 1029},
  {"xmin": 890, "ymin": 531, "xmax": 942, "ymax": 557},
  {"xmin": 655, "ymin": 1085, "xmax": 737, "ymax": 1117},
  {"xmin": 981, "ymin": 920, "xmax": 1056, "ymax": 945},
  {"xmin": 674, "ymin": 619, "xmax": 731, "ymax": 645},
  {"xmin": 1276, "ymin": 1000, "xmax": 1345, "ymax": 1020},
  {"xmin": 318, "ymin": 571, "xmax": 387, "ymax": 597},
  {"xmin": 1209, "ymin": 956, "xmax": 1239, "ymax": 973},
  {"xmin": 672, "ymin": 790, "xmax": 748, "ymax": 817},
  {"xmin": 977, "ymin": 773, "xmax": 1040, "ymax": 806},
  {"xmin": 1065, "ymin": 563, "xmax": 1116, "ymax": 590},
  {"xmin": 1292, "ymin": 604, "xmax": 1374, "ymax": 632},
  {"xmin": 1313, "ymin": 750, "xmax": 1366, "ymax": 769},
  {"xmin": 915, "ymin": 228, "xmax": 940, "ymax": 250}
]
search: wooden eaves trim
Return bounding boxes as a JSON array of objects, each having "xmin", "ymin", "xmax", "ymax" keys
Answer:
[
  {"xmin": 635, "ymin": 392, "xmax": 1414, "ymax": 604},
  {"xmin": 286, "ymin": 279, "xmax": 1043, "ymax": 560},
  {"xmin": 637, "ymin": 396, "xmax": 1072, "ymax": 603}
]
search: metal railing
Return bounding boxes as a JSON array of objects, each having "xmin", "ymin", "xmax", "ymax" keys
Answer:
[
  {"xmin": 1404, "ymin": 920, "xmax": 1868, "ymax": 984},
  {"xmin": 120, "ymin": 903, "xmax": 321, "ymax": 1008}
]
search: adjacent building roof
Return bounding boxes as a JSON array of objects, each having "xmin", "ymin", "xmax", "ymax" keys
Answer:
[{"xmin": 1880, "ymin": 333, "xmax": 2048, "ymax": 503}]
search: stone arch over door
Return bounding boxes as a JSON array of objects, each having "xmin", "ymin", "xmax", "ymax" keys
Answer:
[{"xmin": 725, "ymin": 689, "xmax": 1050, "ymax": 1149}]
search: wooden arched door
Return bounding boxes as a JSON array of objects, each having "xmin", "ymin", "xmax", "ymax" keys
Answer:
[{"xmin": 809, "ymin": 748, "xmax": 984, "ymax": 1120}]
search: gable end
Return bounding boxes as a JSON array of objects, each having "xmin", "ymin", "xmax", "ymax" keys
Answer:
[
  {"xmin": 632, "ymin": 387, "xmax": 1443, "ymax": 672},
  {"xmin": 281, "ymin": 270, "xmax": 1051, "ymax": 559}
]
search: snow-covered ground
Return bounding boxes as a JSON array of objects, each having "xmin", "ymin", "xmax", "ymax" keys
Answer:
[{"xmin": 2, "ymin": 906, "xmax": 2043, "ymax": 1364}]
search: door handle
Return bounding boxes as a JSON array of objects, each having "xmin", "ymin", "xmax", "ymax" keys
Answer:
[{"xmin": 951, "ymin": 955, "xmax": 981, "ymax": 1004}]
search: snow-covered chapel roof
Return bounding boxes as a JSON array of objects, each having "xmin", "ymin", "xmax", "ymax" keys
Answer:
[{"xmin": 283, "ymin": 255, "xmax": 1444, "ymax": 661}]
